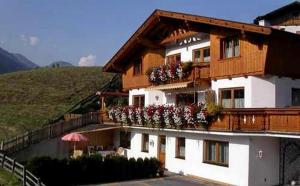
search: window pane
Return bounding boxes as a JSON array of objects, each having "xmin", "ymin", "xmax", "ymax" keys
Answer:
[
  {"xmin": 203, "ymin": 48, "xmax": 210, "ymax": 62},
  {"xmin": 207, "ymin": 141, "xmax": 216, "ymax": 161},
  {"xmin": 234, "ymin": 89, "xmax": 244, "ymax": 108},
  {"xmin": 225, "ymin": 40, "xmax": 233, "ymax": 58},
  {"xmin": 234, "ymin": 37, "xmax": 240, "ymax": 57},
  {"xmin": 140, "ymin": 96, "xmax": 145, "ymax": 107},
  {"xmin": 177, "ymin": 138, "xmax": 185, "ymax": 158},
  {"xmin": 133, "ymin": 97, "xmax": 139, "ymax": 106},
  {"xmin": 219, "ymin": 143, "xmax": 229, "ymax": 164},
  {"xmin": 292, "ymin": 88, "xmax": 300, "ymax": 106},
  {"xmin": 221, "ymin": 90, "xmax": 232, "ymax": 108},
  {"xmin": 194, "ymin": 50, "xmax": 201, "ymax": 62},
  {"xmin": 142, "ymin": 134, "xmax": 149, "ymax": 152}
]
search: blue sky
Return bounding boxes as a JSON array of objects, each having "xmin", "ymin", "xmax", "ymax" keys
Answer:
[{"xmin": 0, "ymin": 0, "xmax": 293, "ymax": 66}]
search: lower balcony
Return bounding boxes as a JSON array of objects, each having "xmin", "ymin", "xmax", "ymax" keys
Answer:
[{"xmin": 107, "ymin": 106, "xmax": 300, "ymax": 135}]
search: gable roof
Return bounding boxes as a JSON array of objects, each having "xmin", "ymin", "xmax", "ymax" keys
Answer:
[
  {"xmin": 103, "ymin": 9, "xmax": 273, "ymax": 72},
  {"xmin": 254, "ymin": 1, "xmax": 300, "ymax": 24}
]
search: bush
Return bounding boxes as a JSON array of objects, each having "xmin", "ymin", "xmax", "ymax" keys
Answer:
[{"xmin": 26, "ymin": 155, "xmax": 161, "ymax": 186}]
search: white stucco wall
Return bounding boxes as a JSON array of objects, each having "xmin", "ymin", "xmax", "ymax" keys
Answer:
[
  {"xmin": 165, "ymin": 39, "xmax": 210, "ymax": 63},
  {"xmin": 129, "ymin": 88, "xmax": 165, "ymax": 106},
  {"xmin": 125, "ymin": 128, "xmax": 252, "ymax": 186},
  {"xmin": 248, "ymin": 137, "xmax": 280, "ymax": 186},
  {"xmin": 211, "ymin": 76, "xmax": 300, "ymax": 108}
]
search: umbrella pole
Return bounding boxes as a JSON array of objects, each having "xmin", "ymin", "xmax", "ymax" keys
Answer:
[{"xmin": 74, "ymin": 141, "xmax": 76, "ymax": 151}]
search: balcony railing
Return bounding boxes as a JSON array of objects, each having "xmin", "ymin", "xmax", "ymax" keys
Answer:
[
  {"xmin": 147, "ymin": 62, "xmax": 210, "ymax": 85},
  {"xmin": 209, "ymin": 108, "xmax": 300, "ymax": 134},
  {"xmin": 108, "ymin": 107, "xmax": 300, "ymax": 135}
]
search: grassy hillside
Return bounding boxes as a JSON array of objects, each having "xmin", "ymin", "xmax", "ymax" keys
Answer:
[{"xmin": 0, "ymin": 67, "xmax": 114, "ymax": 140}]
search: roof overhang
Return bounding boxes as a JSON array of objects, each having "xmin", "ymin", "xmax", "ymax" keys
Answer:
[{"xmin": 103, "ymin": 9, "xmax": 273, "ymax": 73}]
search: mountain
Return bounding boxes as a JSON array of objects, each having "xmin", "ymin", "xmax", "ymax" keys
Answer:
[
  {"xmin": 12, "ymin": 53, "xmax": 39, "ymax": 69},
  {"xmin": 0, "ymin": 47, "xmax": 38, "ymax": 74},
  {"xmin": 49, "ymin": 61, "xmax": 73, "ymax": 68}
]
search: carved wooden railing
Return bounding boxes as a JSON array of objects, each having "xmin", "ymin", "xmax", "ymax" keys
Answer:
[
  {"xmin": 115, "ymin": 108, "xmax": 300, "ymax": 134},
  {"xmin": 209, "ymin": 108, "xmax": 300, "ymax": 134}
]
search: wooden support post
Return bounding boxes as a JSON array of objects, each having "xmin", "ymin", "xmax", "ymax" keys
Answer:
[
  {"xmin": 23, "ymin": 167, "xmax": 26, "ymax": 186},
  {"xmin": 1, "ymin": 154, "xmax": 5, "ymax": 168},
  {"xmin": 12, "ymin": 159, "xmax": 15, "ymax": 173},
  {"xmin": 101, "ymin": 96, "xmax": 105, "ymax": 111},
  {"xmin": 0, "ymin": 141, "xmax": 3, "ymax": 151}
]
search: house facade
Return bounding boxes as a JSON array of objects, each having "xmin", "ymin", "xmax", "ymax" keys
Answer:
[{"xmin": 103, "ymin": 5, "xmax": 300, "ymax": 186}]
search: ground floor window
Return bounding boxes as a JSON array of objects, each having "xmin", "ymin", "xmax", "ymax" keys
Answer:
[
  {"xmin": 141, "ymin": 133, "xmax": 149, "ymax": 152},
  {"xmin": 176, "ymin": 137, "xmax": 185, "ymax": 159},
  {"xmin": 120, "ymin": 131, "xmax": 131, "ymax": 149},
  {"xmin": 219, "ymin": 88, "xmax": 244, "ymax": 108},
  {"xmin": 204, "ymin": 140, "xmax": 229, "ymax": 166}
]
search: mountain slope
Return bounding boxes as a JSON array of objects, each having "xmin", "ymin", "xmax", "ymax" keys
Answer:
[
  {"xmin": 0, "ymin": 47, "xmax": 38, "ymax": 74},
  {"xmin": 12, "ymin": 53, "xmax": 38, "ymax": 69},
  {"xmin": 0, "ymin": 67, "xmax": 114, "ymax": 139}
]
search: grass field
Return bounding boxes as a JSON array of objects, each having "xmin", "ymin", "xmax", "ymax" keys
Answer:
[
  {"xmin": 0, "ymin": 169, "xmax": 21, "ymax": 186},
  {"xmin": 0, "ymin": 67, "xmax": 114, "ymax": 140}
]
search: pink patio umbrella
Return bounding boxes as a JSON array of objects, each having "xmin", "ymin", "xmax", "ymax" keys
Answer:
[{"xmin": 61, "ymin": 132, "xmax": 88, "ymax": 151}]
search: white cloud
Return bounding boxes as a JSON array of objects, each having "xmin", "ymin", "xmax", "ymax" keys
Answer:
[
  {"xmin": 29, "ymin": 36, "xmax": 39, "ymax": 46},
  {"xmin": 78, "ymin": 54, "xmax": 96, "ymax": 66},
  {"xmin": 20, "ymin": 34, "xmax": 40, "ymax": 46}
]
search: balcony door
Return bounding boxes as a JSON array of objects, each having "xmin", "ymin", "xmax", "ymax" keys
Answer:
[
  {"xmin": 133, "ymin": 95, "xmax": 145, "ymax": 107},
  {"xmin": 158, "ymin": 135, "xmax": 166, "ymax": 168}
]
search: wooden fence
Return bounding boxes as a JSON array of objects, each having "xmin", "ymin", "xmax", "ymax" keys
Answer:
[
  {"xmin": 1, "ymin": 112, "xmax": 101, "ymax": 155},
  {"xmin": 0, "ymin": 153, "xmax": 45, "ymax": 186}
]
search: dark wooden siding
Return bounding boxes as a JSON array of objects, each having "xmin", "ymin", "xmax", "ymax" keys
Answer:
[
  {"xmin": 209, "ymin": 28, "xmax": 267, "ymax": 79},
  {"xmin": 122, "ymin": 49, "xmax": 164, "ymax": 90}
]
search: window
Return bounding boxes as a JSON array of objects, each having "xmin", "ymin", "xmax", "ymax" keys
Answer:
[
  {"xmin": 176, "ymin": 137, "xmax": 185, "ymax": 159},
  {"xmin": 204, "ymin": 140, "xmax": 229, "ymax": 166},
  {"xmin": 133, "ymin": 58, "xmax": 142, "ymax": 75},
  {"xmin": 133, "ymin": 95, "xmax": 145, "ymax": 107},
  {"xmin": 120, "ymin": 131, "xmax": 131, "ymax": 149},
  {"xmin": 292, "ymin": 88, "xmax": 300, "ymax": 106},
  {"xmin": 166, "ymin": 53, "xmax": 181, "ymax": 65},
  {"xmin": 203, "ymin": 48, "xmax": 210, "ymax": 62},
  {"xmin": 193, "ymin": 49, "xmax": 201, "ymax": 63},
  {"xmin": 141, "ymin": 133, "xmax": 149, "ymax": 152},
  {"xmin": 221, "ymin": 36, "xmax": 240, "ymax": 59},
  {"xmin": 176, "ymin": 93, "xmax": 197, "ymax": 106},
  {"xmin": 193, "ymin": 47, "xmax": 210, "ymax": 63},
  {"xmin": 220, "ymin": 88, "xmax": 244, "ymax": 108}
]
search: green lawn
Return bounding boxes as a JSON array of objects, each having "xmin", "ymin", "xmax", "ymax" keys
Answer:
[
  {"xmin": 0, "ymin": 67, "xmax": 114, "ymax": 140},
  {"xmin": 0, "ymin": 169, "xmax": 21, "ymax": 186}
]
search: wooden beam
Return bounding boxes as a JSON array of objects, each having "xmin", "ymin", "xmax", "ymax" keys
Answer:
[
  {"xmin": 137, "ymin": 37, "xmax": 162, "ymax": 49},
  {"xmin": 160, "ymin": 30, "xmax": 198, "ymax": 45}
]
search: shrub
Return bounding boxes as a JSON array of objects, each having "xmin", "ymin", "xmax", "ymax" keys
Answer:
[{"xmin": 26, "ymin": 155, "xmax": 161, "ymax": 186}]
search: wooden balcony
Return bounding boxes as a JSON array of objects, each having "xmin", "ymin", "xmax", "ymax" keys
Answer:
[
  {"xmin": 190, "ymin": 62, "xmax": 210, "ymax": 80},
  {"xmin": 209, "ymin": 108, "xmax": 300, "ymax": 134},
  {"xmin": 115, "ymin": 108, "xmax": 300, "ymax": 135}
]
